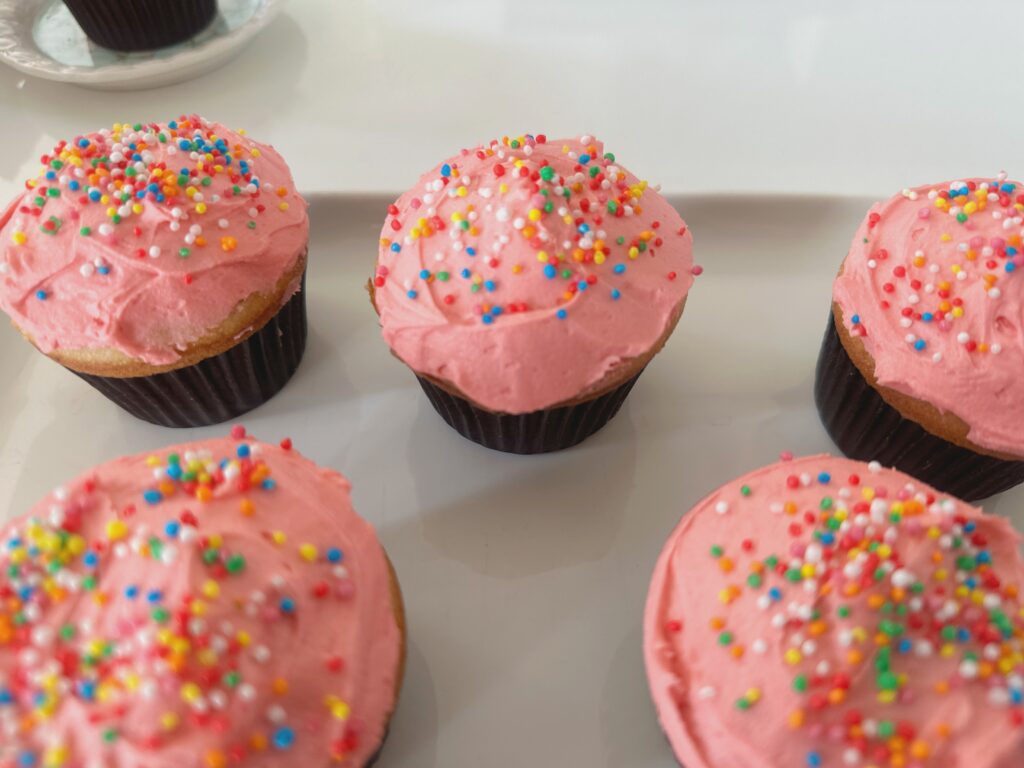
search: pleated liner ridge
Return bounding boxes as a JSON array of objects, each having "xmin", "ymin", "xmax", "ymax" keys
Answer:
[
  {"xmin": 416, "ymin": 371, "xmax": 643, "ymax": 454},
  {"xmin": 814, "ymin": 314, "xmax": 1024, "ymax": 501},
  {"xmin": 71, "ymin": 273, "xmax": 307, "ymax": 428},
  {"xmin": 62, "ymin": 0, "xmax": 217, "ymax": 52}
]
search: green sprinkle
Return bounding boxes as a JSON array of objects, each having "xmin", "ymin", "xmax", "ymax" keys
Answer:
[
  {"xmin": 79, "ymin": 226, "xmax": 92, "ymax": 236},
  {"xmin": 179, "ymin": 247, "xmax": 190, "ymax": 258},
  {"xmin": 718, "ymin": 631, "xmax": 733, "ymax": 646},
  {"xmin": 740, "ymin": 485, "xmax": 752, "ymax": 497},
  {"xmin": 793, "ymin": 675, "xmax": 808, "ymax": 692},
  {"xmin": 710, "ymin": 545, "xmax": 724, "ymax": 558},
  {"xmin": 539, "ymin": 166, "xmax": 555, "ymax": 182}
]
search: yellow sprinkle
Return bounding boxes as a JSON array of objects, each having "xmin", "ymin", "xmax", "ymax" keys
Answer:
[
  {"xmin": 278, "ymin": 202, "xmax": 290, "ymax": 212},
  {"xmin": 271, "ymin": 531, "xmax": 287, "ymax": 546},
  {"xmin": 202, "ymin": 580, "xmax": 220, "ymax": 599},
  {"xmin": 12, "ymin": 231, "xmax": 27, "ymax": 245},
  {"xmin": 299, "ymin": 544, "xmax": 318, "ymax": 563},
  {"xmin": 106, "ymin": 520, "xmax": 128, "ymax": 541}
]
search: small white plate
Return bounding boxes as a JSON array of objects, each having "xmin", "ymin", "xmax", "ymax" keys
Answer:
[{"xmin": 0, "ymin": 0, "xmax": 284, "ymax": 90}]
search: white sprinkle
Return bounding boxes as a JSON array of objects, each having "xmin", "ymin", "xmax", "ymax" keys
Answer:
[
  {"xmin": 868, "ymin": 461, "xmax": 882, "ymax": 474},
  {"xmin": 957, "ymin": 332, "xmax": 970, "ymax": 344},
  {"xmin": 991, "ymin": 344, "xmax": 1002, "ymax": 355},
  {"xmin": 752, "ymin": 639, "xmax": 767, "ymax": 655},
  {"xmin": 714, "ymin": 501, "xmax": 730, "ymax": 515},
  {"xmin": 698, "ymin": 686, "xmax": 717, "ymax": 700}
]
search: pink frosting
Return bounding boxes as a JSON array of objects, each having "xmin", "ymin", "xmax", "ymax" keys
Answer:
[
  {"xmin": 833, "ymin": 176, "xmax": 1024, "ymax": 456},
  {"xmin": 0, "ymin": 116, "xmax": 309, "ymax": 366},
  {"xmin": 645, "ymin": 454, "xmax": 1024, "ymax": 768},
  {"xmin": 374, "ymin": 134, "xmax": 695, "ymax": 413},
  {"xmin": 0, "ymin": 431, "xmax": 401, "ymax": 768}
]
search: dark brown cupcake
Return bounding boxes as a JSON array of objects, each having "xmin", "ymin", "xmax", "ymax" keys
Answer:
[{"xmin": 64, "ymin": 0, "xmax": 217, "ymax": 52}]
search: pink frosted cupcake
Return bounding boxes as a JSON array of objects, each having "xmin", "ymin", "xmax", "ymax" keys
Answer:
[
  {"xmin": 816, "ymin": 175, "xmax": 1024, "ymax": 499},
  {"xmin": 372, "ymin": 133, "xmax": 697, "ymax": 453},
  {"xmin": 645, "ymin": 454, "xmax": 1024, "ymax": 768},
  {"xmin": 0, "ymin": 429, "xmax": 404, "ymax": 768},
  {"xmin": 0, "ymin": 116, "xmax": 309, "ymax": 427}
]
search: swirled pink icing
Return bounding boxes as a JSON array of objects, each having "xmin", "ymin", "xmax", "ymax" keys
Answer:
[
  {"xmin": 644, "ymin": 454, "xmax": 1024, "ymax": 768},
  {"xmin": 833, "ymin": 176, "xmax": 1024, "ymax": 456},
  {"xmin": 0, "ymin": 116, "xmax": 309, "ymax": 366},
  {"xmin": 374, "ymin": 134, "xmax": 695, "ymax": 414},
  {"xmin": 0, "ymin": 430, "xmax": 401, "ymax": 768}
]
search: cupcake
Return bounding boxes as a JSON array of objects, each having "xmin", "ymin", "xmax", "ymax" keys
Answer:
[
  {"xmin": 0, "ymin": 116, "xmax": 309, "ymax": 428},
  {"xmin": 0, "ymin": 428, "xmax": 405, "ymax": 767},
  {"xmin": 816, "ymin": 175, "xmax": 1024, "ymax": 500},
  {"xmin": 644, "ymin": 454, "xmax": 1024, "ymax": 768},
  {"xmin": 63, "ymin": 0, "xmax": 218, "ymax": 52},
  {"xmin": 371, "ymin": 133, "xmax": 696, "ymax": 453}
]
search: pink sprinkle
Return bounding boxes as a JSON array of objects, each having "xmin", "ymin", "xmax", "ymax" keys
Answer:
[
  {"xmin": 691, "ymin": 265, "xmax": 704, "ymax": 276},
  {"xmin": 336, "ymin": 581, "xmax": 356, "ymax": 600},
  {"xmin": 230, "ymin": 425, "xmax": 246, "ymax": 440},
  {"xmin": 779, "ymin": 451, "xmax": 794, "ymax": 462},
  {"xmin": 410, "ymin": 198, "xmax": 422, "ymax": 210},
  {"xmin": 917, "ymin": 207, "xmax": 930, "ymax": 219}
]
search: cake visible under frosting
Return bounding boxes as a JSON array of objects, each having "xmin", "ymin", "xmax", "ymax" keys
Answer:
[
  {"xmin": 374, "ymin": 134, "xmax": 696, "ymax": 414},
  {"xmin": 0, "ymin": 116, "xmax": 309, "ymax": 367},
  {"xmin": 833, "ymin": 176, "xmax": 1024, "ymax": 457},
  {"xmin": 645, "ymin": 454, "xmax": 1024, "ymax": 768},
  {"xmin": 0, "ymin": 429, "xmax": 401, "ymax": 768}
]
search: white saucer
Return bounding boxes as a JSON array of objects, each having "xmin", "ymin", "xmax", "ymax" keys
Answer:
[{"xmin": 0, "ymin": 0, "xmax": 284, "ymax": 90}]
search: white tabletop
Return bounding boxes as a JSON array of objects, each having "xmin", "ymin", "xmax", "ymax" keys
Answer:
[{"xmin": 1, "ymin": 0, "xmax": 1022, "ymax": 204}]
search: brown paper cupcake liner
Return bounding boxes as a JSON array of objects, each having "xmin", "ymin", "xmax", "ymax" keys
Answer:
[
  {"xmin": 814, "ymin": 313, "xmax": 1024, "ymax": 500},
  {"xmin": 63, "ymin": 0, "xmax": 217, "ymax": 52},
  {"xmin": 416, "ymin": 371, "xmax": 642, "ymax": 454},
  {"xmin": 70, "ymin": 273, "xmax": 307, "ymax": 428}
]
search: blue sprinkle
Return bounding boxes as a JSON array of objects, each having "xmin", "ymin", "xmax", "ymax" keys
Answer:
[
  {"xmin": 1008, "ymin": 247, "xmax": 1019, "ymax": 257},
  {"xmin": 0, "ymin": 688, "xmax": 12, "ymax": 704},
  {"xmin": 147, "ymin": 590, "xmax": 163, "ymax": 604},
  {"xmin": 18, "ymin": 751, "xmax": 36, "ymax": 767},
  {"xmin": 1006, "ymin": 262, "xmax": 1016, "ymax": 273},
  {"xmin": 35, "ymin": 290, "xmax": 47, "ymax": 301},
  {"xmin": 820, "ymin": 532, "xmax": 835, "ymax": 545},
  {"xmin": 327, "ymin": 548, "xmax": 343, "ymax": 563},
  {"xmin": 1001, "ymin": 183, "xmax": 1016, "ymax": 193},
  {"xmin": 577, "ymin": 280, "xmax": 588, "ymax": 291},
  {"xmin": 898, "ymin": 638, "xmax": 913, "ymax": 654},
  {"xmin": 484, "ymin": 280, "xmax": 496, "ymax": 292},
  {"xmin": 914, "ymin": 339, "xmax": 926, "ymax": 351},
  {"xmin": 957, "ymin": 628, "xmax": 971, "ymax": 642},
  {"xmin": 143, "ymin": 489, "xmax": 162, "ymax": 505},
  {"xmin": 18, "ymin": 586, "xmax": 32, "ymax": 601},
  {"xmin": 166, "ymin": 463, "xmax": 182, "ymax": 480},
  {"xmin": 77, "ymin": 138, "xmax": 90, "ymax": 148},
  {"xmin": 83, "ymin": 551, "xmax": 98, "ymax": 568},
  {"xmin": 407, "ymin": 290, "xmax": 418, "ymax": 299},
  {"xmin": 88, "ymin": 190, "xmax": 101, "ymax": 202},
  {"xmin": 168, "ymin": 121, "xmax": 178, "ymax": 129},
  {"xmin": 543, "ymin": 265, "xmax": 557, "ymax": 279},
  {"xmin": 164, "ymin": 521, "xmax": 180, "ymax": 538},
  {"xmin": 273, "ymin": 726, "xmax": 296, "ymax": 750},
  {"xmin": 481, "ymin": 314, "xmax": 493, "ymax": 325},
  {"xmin": 611, "ymin": 289, "xmax": 621, "ymax": 300},
  {"xmin": 466, "ymin": 247, "xmax": 476, "ymax": 256},
  {"xmin": 579, "ymin": 154, "xmax": 591, "ymax": 164},
  {"xmin": 769, "ymin": 587, "xmax": 782, "ymax": 602},
  {"xmin": 236, "ymin": 444, "xmax": 251, "ymax": 459},
  {"xmin": 578, "ymin": 223, "xmax": 590, "ymax": 234},
  {"xmin": 492, "ymin": 306, "xmax": 503, "ymax": 316},
  {"xmin": 806, "ymin": 751, "xmax": 821, "ymax": 767},
  {"xmin": 69, "ymin": 180, "xmax": 80, "ymax": 191},
  {"xmin": 280, "ymin": 597, "xmax": 296, "ymax": 614},
  {"xmin": 851, "ymin": 314, "xmax": 861, "ymax": 325},
  {"xmin": 78, "ymin": 680, "xmax": 96, "ymax": 700},
  {"xmin": 818, "ymin": 472, "xmax": 831, "ymax": 484},
  {"xmin": 976, "ymin": 550, "xmax": 992, "ymax": 565},
  {"xmin": 964, "ymin": 521, "xmax": 976, "ymax": 533},
  {"xmin": 124, "ymin": 585, "xmax": 139, "ymax": 599},
  {"xmin": 390, "ymin": 243, "xmax": 401, "ymax": 253},
  {"xmin": 613, "ymin": 264, "xmax": 626, "ymax": 274},
  {"xmin": 262, "ymin": 478, "xmax": 276, "ymax": 491},
  {"xmin": 440, "ymin": 164, "xmax": 452, "ymax": 178},
  {"xmin": 45, "ymin": 171, "xmax": 56, "ymax": 181},
  {"xmin": 178, "ymin": 139, "xmax": 192, "ymax": 150},
  {"xmin": 1012, "ymin": 689, "xmax": 1023, "ymax": 705},
  {"xmin": 922, "ymin": 312, "xmax": 933, "ymax": 323},
  {"xmin": 461, "ymin": 268, "xmax": 471, "ymax": 279},
  {"xmin": 419, "ymin": 269, "xmax": 430, "ymax": 279},
  {"xmin": 556, "ymin": 309, "xmax": 567, "ymax": 320}
]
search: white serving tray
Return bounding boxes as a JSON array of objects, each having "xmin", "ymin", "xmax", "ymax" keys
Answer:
[{"xmin": 1, "ymin": 195, "xmax": 1022, "ymax": 767}]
